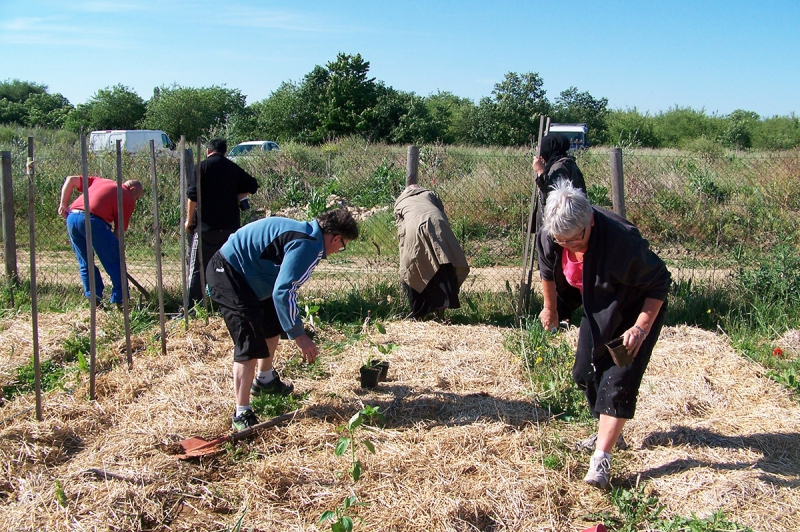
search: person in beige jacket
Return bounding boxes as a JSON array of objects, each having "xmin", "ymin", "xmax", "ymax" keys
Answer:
[{"xmin": 394, "ymin": 185, "xmax": 470, "ymax": 319}]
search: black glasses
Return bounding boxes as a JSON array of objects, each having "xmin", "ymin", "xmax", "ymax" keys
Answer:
[
  {"xmin": 337, "ymin": 234, "xmax": 347, "ymax": 252},
  {"xmin": 553, "ymin": 226, "xmax": 586, "ymax": 245}
]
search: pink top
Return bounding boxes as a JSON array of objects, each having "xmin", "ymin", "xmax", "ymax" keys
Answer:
[{"xmin": 561, "ymin": 250, "xmax": 584, "ymax": 293}]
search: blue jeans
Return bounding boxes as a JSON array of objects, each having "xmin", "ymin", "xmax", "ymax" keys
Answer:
[{"xmin": 66, "ymin": 211, "xmax": 125, "ymax": 303}]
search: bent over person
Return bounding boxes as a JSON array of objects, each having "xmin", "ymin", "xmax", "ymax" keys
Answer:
[
  {"xmin": 59, "ymin": 175, "xmax": 144, "ymax": 305},
  {"xmin": 394, "ymin": 185, "xmax": 470, "ymax": 319},
  {"xmin": 537, "ymin": 180, "xmax": 670, "ymax": 489},
  {"xmin": 206, "ymin": 208, "xmax": 358, "ymax": 430},
  {"xmin": 186, "ymin": 137, "xmax": 259, "ymax": 305}
]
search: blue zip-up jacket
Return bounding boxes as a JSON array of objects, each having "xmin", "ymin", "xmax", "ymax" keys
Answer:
[{"xmin": 219, "ymin": 217, "xmax": 326, "ymax": 339}]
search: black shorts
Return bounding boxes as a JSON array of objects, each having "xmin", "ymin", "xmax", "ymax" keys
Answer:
[
  {"xmin": 572, "ymin": 304, "xmax": 666, "ymax": 419},
  {"xmin": 206, "ymin": 252, "xmax": 283, "ymax": 362}
]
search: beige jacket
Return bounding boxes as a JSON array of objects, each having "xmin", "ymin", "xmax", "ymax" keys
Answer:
[{"xmin": 394, "ymin": 186, "xmax": 470, "ymax": 293}]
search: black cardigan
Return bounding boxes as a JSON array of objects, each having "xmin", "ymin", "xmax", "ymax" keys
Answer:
[{"xmin": 537, "ymin": 207, "xmax": 671, "ymax": 360}]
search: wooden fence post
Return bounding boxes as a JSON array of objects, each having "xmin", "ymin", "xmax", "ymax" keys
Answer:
[
  {"xmin": 609, "ymin": 147, "xmax": 626, "ymax": 219},
  {"xmin": 1, "ymin": 151, "xmax": 18, "ymax": 285},
  {"xmin": 405, "ymin": 146, "xmax": 419, "ymax": 187}
]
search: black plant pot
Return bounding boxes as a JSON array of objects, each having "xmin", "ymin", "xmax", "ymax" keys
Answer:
[
  {"xmin": 370, "ymin": 359, "xmax": 390, "ymax": 382},
  {"xmin": 360, "ymin": 365, "xmax": 381, "ymax": 388}
]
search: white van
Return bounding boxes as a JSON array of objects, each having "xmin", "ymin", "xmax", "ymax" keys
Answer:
[
  {"xmin": 89, "ymin": 130, "xmax": 176, "ymax": 153},
  {"xmin": 548, "ymin": 123, "xmax": 589, "ymax": 152}
]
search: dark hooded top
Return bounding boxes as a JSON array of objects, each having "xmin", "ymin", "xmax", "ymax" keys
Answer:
[
  {"xmin": 534, "ymin": 133, "xmax": 586, "ymax": 232},
  {"xmin": 537, "ymin": 207, "xmax": 671, "ymax": 362}
]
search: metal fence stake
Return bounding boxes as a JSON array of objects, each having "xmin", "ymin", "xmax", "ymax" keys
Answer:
[
  {"xmin": 27, "ymin": 138, "xmax": 42, "ymax": 421},
  {"xmin": 116, "ymin": 140, "xmax": 133, "ymax": 368},
  {"xmin": 149, "ymin": 140, "xmax": 167, "ymax": 355}
]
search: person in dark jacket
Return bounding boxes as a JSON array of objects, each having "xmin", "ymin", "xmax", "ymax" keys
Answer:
[
  {"xmin": 206, "ymin": 208, "xmax": 358, "ymax": 431},
  {"xmin": 532, "ymin": 133, "xmax": 586, "ymax": 233},
  {"xmin": 537, "ymin": 180, "xmax": 670, "ymax": 489},
  {"xmin": 185, "ymin": 138, "xmax": 259, "ymax": 305}
]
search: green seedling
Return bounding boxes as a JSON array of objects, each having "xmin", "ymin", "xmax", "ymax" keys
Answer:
[
  {"xmin": 363, "ymin": 321, "xmax": 398, "ymax": 368},
  {"xmin": 335, "ymin": 406, "xmax": 384, "ymax": 483},
  {"xmin": 304, "ymin": 303, "xmax": 321, "ymax": 330},
  {"xmin": 54, "ymin": 480, "xmax": 67, "ymax": 508},
  {"xmin": 318, "ymin": 495, "xmax": 364, "ymax": 532}
]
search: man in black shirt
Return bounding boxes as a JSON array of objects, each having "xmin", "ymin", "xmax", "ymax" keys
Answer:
[{"xmin": 186, "ymin": 138, "xmax": 259, "ymax": 305}]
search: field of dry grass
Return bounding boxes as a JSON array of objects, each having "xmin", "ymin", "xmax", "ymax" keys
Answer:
[{"xmin": 1, "ymin": 312, "xmax": 799, "ymax": 531}]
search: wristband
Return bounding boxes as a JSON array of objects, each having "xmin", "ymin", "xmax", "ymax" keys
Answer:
[{"xmin": 634, "ymin": 325, "xmax": 647, "ymax": 337}]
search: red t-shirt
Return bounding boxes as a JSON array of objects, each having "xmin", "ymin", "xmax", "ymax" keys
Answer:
[
  {"xmin": 69, "ymin": 177, "xmax": 137, "ymax": 231},
  {"xmin": 561, "ymin": 250, "xmax": 584, "ymax": 294}
]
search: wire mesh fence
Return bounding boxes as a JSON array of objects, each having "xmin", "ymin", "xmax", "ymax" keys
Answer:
[{"xmin": 1, "ymin": 139, "xmax": 799, "ymax": 312}]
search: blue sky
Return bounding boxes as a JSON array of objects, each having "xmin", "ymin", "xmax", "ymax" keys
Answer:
[{"xmin": 3, "ymin": 0, "xmax": 799, "ymax": 118}]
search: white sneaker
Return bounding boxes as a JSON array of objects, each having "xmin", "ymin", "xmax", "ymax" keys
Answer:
[{"xmin": 584, "ymin": 451, "xmax": 612, "ymax": 488}]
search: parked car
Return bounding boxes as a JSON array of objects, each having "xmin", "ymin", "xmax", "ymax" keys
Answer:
[
  {"xmin": 228, "ymin": 140, "xmax": 280, "ymax": 160},
  {"xmin": 89, "ymin": 130, "xmax": 175, "ymax": 153}
]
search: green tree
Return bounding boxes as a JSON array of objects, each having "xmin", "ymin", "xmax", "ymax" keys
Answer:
[
  {"xmin": 317, "ymin": 53, "xmax": 377, "ymax": 140},
  {"xmin": 391, "ymin": 95, "xmax": 441, "ymax": 145},
  {"xmin": 0, "ymin": 79, "xmax": 47, "ymax": 103},
  {"xmin": 0, "ymin": 99, "xmax": 27, "ymax": 125},
  {"xmin": 605, "ymin": 107, "xmax": 659, "ymax": 148},
  {"xmin": 143, "ymin": 85, "xmax": 247, "ymax": 142},
  {"xmin": 24, "ymin": 92, "xmax": 73, "ymax": 128},
  {"xmin": 471, "ymin": 72, "xmax": 549, "ymax": 146},
  {"xmin": 721, "ymin": 109, "xmax": 759, "ymax": 150},
  {"xmin": 751, "ymin": 114, "xmax": 800, "ymax": 150},
  {"xmin": 84, "ymin": 84, "xmax": 146, "ymax": 130},
  {"xmin": 552, "ymin": 87, "xmax": 609, "ymax": 144},
  {"xmin": 652, "ymin": 106, "xmax": 721, "ymax": 148},
  {"xmin": 424, "ymin": 91, "xmax": 476, "ymax": 144}
]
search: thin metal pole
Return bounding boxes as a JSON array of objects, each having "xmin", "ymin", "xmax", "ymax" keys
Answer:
[
  {"xmin": 27, "ymin": 138, "xmax": 42, "ymax": 421},
  {"xmin": 115, "ymin": 141, "xmax": 133, "ymax": 368},
  {"xmin": 195, "ymin": 138, "xmax": 209, "ymax": 322},
  {"xmin": 179, "ymin": 136, "xmax": 189, "ymax": 330},
  {"xmin": 149, "ymin": 140, "xmax": 167, "ymax": 355},
  {"xmin": 609, "ymin": 147, "xmax": 626, "ymax": 219},
  {"xmin": 405, "ymin": 146, "xmax": 419, "ymax": 187},
  {"xmin": 80, "ymin": 134, "xmax": 97, "ymax": 400}
]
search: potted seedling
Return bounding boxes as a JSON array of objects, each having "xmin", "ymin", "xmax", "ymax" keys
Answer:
[
  {"xmin": 367, "ymin": 322, "xmax": 397, "ymax": 383},
  {"xmin": 359, "ymin": 355, "xmax": 382, "ymax": 388}
]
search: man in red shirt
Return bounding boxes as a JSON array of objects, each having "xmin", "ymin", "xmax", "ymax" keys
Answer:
[{"xmin": 59, "ymin": 175, "xmax": 144, "ymax": 305}]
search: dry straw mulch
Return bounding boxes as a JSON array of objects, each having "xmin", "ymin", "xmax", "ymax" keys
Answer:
[{"xmin": 1, "ymin": 314, "xmax": 799, "ymax": 531}]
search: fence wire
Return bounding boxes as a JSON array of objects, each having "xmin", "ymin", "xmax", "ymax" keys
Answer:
[{"xmin": 1, "ymin": 141, "xmax": 799, "ymax": 311}]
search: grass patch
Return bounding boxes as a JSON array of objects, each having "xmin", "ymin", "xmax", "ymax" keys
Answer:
[
  {"xmin": 586, "ymin": 485, "xmax": 753, "ymax": 532},
  {"xmin": 2, "ymin": 357, "xmax": 65, "ymax": 398}
]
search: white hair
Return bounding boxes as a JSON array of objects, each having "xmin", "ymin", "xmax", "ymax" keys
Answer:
[{"xmin": 542, "ymin": 179, "xmax": 592, "ymax": 237}]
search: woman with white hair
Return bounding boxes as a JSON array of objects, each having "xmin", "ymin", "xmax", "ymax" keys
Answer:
[{"xmin": 536, "ymin": 179, "xmax": 670, "ymax": 488}]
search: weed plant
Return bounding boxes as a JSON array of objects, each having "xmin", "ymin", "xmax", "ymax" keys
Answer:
[
  {"xmin": 586, "ymin": 485, "xmax": 752, "ymax": 532},
  {"xmin": 505, "ymin": 318, "xmax": 592, "ymax": 423}
]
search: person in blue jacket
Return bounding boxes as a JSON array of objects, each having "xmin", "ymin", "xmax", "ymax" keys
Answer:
[{"xmin": 206, "ymin": 208, "xmax": 359, "ymax": 430}]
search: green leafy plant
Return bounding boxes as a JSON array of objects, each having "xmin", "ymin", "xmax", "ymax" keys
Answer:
[
  {"xmin": 586, "ymin": 486, "xmax": 664, "ymax": 532},
  {"xmin": 335, "ymin": 406, "xmax": 384, "ymax": 483},
  {"xmin": 364, "ymin": 322, "xmax": 398, "ymax": 368},
  {"xmin": 657, "ymin": 509, "xmax": 753, "ymax": 531},
  {"xmin": 54, "ymin": 480, "xmax": 67, "ymax": 507},
  {"xmin": 2, "ymin": 357, "xmax": 65, "ymax": 398},
  {"xmin": 318, "ymin": 495, "xmax": 364, "ymax": 532},
  {"xmin": 303, "ymin": 303, "xmax": 321, "ymax": 331}
]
